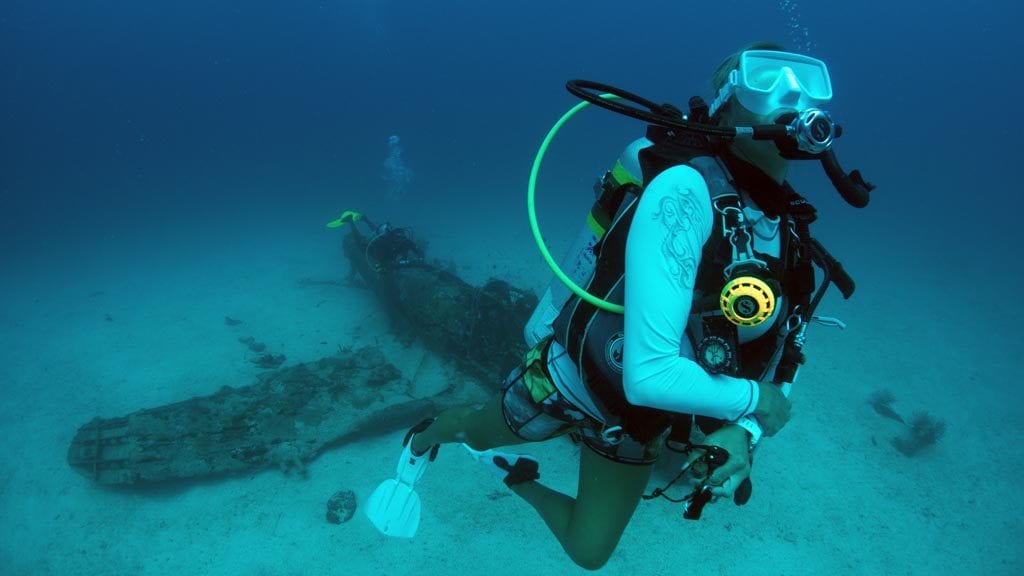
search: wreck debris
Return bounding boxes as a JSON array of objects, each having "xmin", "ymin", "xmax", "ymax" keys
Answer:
[
  {"xmin": 66, "ymin": 347, "xmax": 460, "ymax": 486},
  {"xmin": 66, "ymin": 216, "xmax": 535, "ymax": 487},
  {"xmin": 238, "ymin": 336, "xmax": 267, "ymax": 353},
  {"xmin": 250, "ymin": 352, "xmax": 286, "ymax": 369},
  {"xmin": 342, "ymin": 222, "xmax": 536, "ymax": 386}
]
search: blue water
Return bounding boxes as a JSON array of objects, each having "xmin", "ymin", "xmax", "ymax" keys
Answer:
[{"xmin": 1, "ymin": 1, "xmax": 1018, "ymax": 575}]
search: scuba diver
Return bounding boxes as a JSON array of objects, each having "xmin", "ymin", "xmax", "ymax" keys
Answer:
[
  {"xmin": 365, "ymin": 42, "xmax": 873, "ymax": 570},
  {"xmin": 327, "ymin": 211, "xmax": 424, "ymax": 273}
]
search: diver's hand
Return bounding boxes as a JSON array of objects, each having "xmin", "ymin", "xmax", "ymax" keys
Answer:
[
  {"xmin": 686, "ymin": 425, "xmax": 751, "ymax": 498},
  {"xmin": 753, "ymin": 381, "xmax": 791, "ymax": 436}
]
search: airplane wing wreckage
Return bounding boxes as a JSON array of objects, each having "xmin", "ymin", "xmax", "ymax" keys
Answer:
[{"xmin": 67, "ymin": 215, "xmax": 536, "ymax": 486}]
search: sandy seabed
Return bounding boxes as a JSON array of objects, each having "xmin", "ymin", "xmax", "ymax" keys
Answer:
[{"xmin": 1, "ymin": 194, "xmax": 1020, "ymax": 576}]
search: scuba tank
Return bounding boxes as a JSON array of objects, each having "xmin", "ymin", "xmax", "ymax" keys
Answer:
[
  {"xmin": 524, "ymin": 217, "xmax": 598, "ymax": 347},
  {"xmin": 523, "ymin": 138, "xmax": 651, "ymax": 347}
]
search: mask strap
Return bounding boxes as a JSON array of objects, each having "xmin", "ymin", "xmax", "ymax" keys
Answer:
[{"xmin": 708, "ymin": 69, "xmax": 738, "ymax": 118}]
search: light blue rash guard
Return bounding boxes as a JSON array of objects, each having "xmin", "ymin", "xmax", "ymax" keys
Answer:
[
  {"xmin": 530, "ymin": 143, "xmax": 785, "ymax": 424},
  {"xmin": 621, "ymin": 163, "xmax": 760, "ymax": 421}
]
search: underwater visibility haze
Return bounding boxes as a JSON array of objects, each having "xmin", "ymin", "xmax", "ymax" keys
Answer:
[{"xmin": 0, "ymin": 1, "xmax": 1019, "ymax": 575}]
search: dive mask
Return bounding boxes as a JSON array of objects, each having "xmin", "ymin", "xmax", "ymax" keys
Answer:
[{"xmin": 710, "ymin": 50, "xmax": 833, "ymax": 118}]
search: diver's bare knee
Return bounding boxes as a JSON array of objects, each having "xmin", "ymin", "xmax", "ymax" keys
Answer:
[{"xmin": 566, "ymin": 546, "xmax": 613, "ymax": 572}]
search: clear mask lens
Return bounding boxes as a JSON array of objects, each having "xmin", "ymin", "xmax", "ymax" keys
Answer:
[{"xmin": 735, "ymin": 50, "xmax": 833, "ymax": 116}]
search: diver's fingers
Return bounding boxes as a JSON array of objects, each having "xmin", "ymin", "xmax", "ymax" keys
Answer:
[
  {"xmin": 706, "ymin": 458, "xmax": 741, "ymax": 485},
  {"xmin": 684, "ymin": 447, "xmax": 704, "ymax": 466},
  {"xmin": 708, "ymin": 475, "xmax": 736, "ymax": 497},
  {"xmin": 706, "ymin": 457, "xmax": 749, "ymax": 497}
]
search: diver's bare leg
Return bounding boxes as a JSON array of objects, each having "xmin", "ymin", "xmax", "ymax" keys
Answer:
[
  {"xmin": 410, "ymin": 392, "xmax": 525, "ymax": 454},
  {"xmin": 510, "ymin": 446, "xmax": 653, "ymax": 571}
]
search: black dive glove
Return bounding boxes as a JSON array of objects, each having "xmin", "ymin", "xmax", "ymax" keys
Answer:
[{"xmin": 494, "ymin": 455, "xmax": 540, "ymax": 487}]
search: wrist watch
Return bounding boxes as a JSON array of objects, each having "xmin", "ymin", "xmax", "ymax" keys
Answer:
[{"xmin": 735, "ymin": 415, "xmax": 763, "ymax": 446}]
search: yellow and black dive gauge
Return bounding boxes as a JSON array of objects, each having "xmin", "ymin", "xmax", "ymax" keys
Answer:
[{"xmin": 719, "ymin": 270, "xmax": 777, "ymax": 327}]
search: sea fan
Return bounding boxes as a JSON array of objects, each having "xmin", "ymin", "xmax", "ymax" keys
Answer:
[
  {"xmin": 868, "ymin": 389, "xmax": 905, "ymax": 424},
  {"xmin": 891, "ymin": 411, "xmax": 947, "ymax": 457}
]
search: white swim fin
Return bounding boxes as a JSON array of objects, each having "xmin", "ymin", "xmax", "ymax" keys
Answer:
[{"xmin": 365, "ymin": 419, "xmax": 438, "ymax": 538}]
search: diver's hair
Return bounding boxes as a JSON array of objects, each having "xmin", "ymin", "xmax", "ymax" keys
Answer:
[
  {"xmin": 709, "ymin": 41, "xmax": 787, "ymax": 123},
  {"xmin": 710, "ymin": 41, "xmax": 788, "ymax": 91}
]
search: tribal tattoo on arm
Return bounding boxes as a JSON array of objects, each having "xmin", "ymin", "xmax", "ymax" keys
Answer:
[{"xmin": 652, "ymin": 189, "xmax": 702, "ymax": 290}]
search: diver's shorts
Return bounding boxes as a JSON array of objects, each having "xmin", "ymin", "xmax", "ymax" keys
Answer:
[{"xmin": 500, "ymin": 339, "xmax": 663, "ymax": 466}]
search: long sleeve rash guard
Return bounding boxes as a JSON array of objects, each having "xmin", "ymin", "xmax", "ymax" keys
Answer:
[{"xmin": 621, "ymin": 164, "xmax": 760, "ymax": 421}]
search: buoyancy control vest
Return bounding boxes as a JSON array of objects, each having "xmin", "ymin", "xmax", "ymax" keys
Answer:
[{"xmin": 550, "ymin": 134, "xmax": 826, "ymax": 443}]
